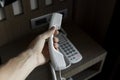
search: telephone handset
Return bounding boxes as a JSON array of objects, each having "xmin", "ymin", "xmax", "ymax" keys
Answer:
[{"xmin": 48, "ymin": 13, "xmax": 70, "ymax": 71}]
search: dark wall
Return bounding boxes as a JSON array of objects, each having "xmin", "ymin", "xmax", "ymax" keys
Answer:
[
  {"xmin": 84, "ymin": 0, "xmax": 120, "ymax": 80},
  {"xmin": 73, "ymin": 0, "xmax": 116, "ymax": 45},
  {"xmin": 4, "ymin": 0, "xmax": 17, "ymax": 6},
  {"xmin": 103, "ymin": 0, "xmax": 120, "ymax": 79},
  {"xmin": 73, "ymin": 0, "xmax": 119, "ymax": 80},
  {"xmin": 0, "ymin": 57, "xmax": 1, "ymax": 65}
]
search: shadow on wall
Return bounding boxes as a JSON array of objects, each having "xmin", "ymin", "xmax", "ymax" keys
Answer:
[
  {"xmin": 0, "ymin": 0, "xmax": 17, "ymax": 7},
  {"xmin": 0, "ymin": 56, "xmax": 1, "ymax": 64}
]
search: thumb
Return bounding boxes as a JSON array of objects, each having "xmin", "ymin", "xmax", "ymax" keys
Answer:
[{"xmin": 41, "ymin": 27, "xmax": 56, "ymax": 39}]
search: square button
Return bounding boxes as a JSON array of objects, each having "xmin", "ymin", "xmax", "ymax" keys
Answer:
[
  {"xmin": 12, "ymin": 0, "xmax": 23, "ymax": 15},
  {"xmin": 45, "ymin": 0, "xmax": 52, "ymax": 6},
  {"xmin": 30, "ymin": 0, "xmax": 38, "ymax": 10}
]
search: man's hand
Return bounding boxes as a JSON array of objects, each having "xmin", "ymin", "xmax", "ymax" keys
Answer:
[
  {"xmin": 28, "ymin": 27, "xmax": 59, "ymax": 66},
  {"xmin": 0, "ymin": 27, "xmax": 59, "ymax": 80}
]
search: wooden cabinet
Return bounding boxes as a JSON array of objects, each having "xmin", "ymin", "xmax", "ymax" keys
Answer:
[{"xmin": 0, "ymin": 25, "xmax": 107, "ymax": 80}]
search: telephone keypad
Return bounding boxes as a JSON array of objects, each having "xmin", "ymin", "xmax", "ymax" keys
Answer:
[{"xmin": 58, "ymin": 33, "xmax": 82, "ymax": 64}]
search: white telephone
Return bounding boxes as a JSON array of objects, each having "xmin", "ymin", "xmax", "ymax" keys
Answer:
[
  {"xmin": 48, "ymin": 13, "xmax": 70, "ymax": 71},
  {"xmin": 49, "ymin": 13, "xmax": 82, "ymax": 80}
]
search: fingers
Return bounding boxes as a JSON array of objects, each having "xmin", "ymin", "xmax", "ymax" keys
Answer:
[
  {"xmin": 53, "ymin": 37, "xmax": 59, "ymax": 43},
  {"xmin": 41, "ymin": 27, "xmax": 56, "ymax": 39},
  {"xmin": 40, "ymin": 27, "xmax": 59, "ymax": 50},
  {"xmin": 54, "ymin": 43, "xmax": 59, "ymax": 49},
  {"xmin": 53, "ymin": 37, "xmax": 59, "ymax": 50},
  {"xmin": 54, "ymin": 30, "xmax": 59, "ymax": 36},
  {"xmin": 53, "ymin": 30, "xmax": 59, "ymax": 50}
]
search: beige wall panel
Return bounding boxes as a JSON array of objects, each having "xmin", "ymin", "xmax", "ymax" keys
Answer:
[
  {"xmin": 0, "ymin": 22, "xmax": 8, "ymax": 46},
  {"xmin": 0, "ymin": 0, "xmax": 73, "ymax": 47}
]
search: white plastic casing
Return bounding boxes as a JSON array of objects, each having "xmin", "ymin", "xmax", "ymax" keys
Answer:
[
  {"xmin": 49, "ymin": 13, "xmax": 67, "ymax": 71},
  {"xmin": 49, "ymin": 13, "xmax": 62, "ymax": 29}
]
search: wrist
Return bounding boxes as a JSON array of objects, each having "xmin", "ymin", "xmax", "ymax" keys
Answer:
[
  {"xmin": 25, "ymin": 49, "xmax": 46, "ymax": 66},
  {"xmin": 21, "ymin": 49, "xmax": 38, "ymax": 67}
]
